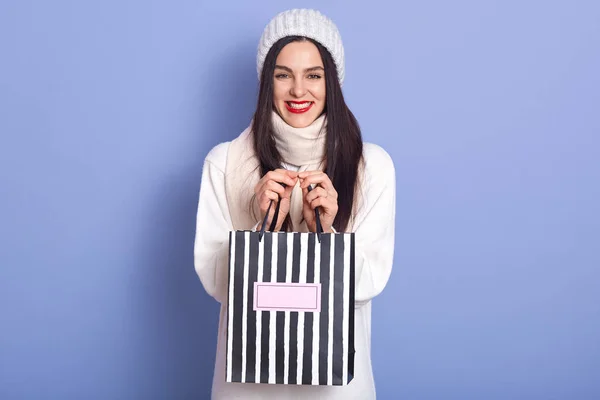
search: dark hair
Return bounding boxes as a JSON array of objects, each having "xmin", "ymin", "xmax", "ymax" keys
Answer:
[{"xmin": 252, "ymin": 36, "xmax": 363, "ymax": 232}]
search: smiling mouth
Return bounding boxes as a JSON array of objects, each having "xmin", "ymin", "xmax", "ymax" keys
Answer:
[{"xmin": 285, "ymin": 101, "xmax": 313, "ymax": 114}]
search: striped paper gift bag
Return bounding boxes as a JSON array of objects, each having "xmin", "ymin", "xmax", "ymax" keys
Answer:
[{"xmin": 225, "ymin": 199, "xmax": 355, "ymax": 386}]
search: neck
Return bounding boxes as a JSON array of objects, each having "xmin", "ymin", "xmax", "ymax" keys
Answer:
[{"xmin": 271, "ymin": 111, "xmax": 327, "ymax": 167}]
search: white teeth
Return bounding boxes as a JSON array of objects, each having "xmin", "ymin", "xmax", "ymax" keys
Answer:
[{"xmin": 287, "ymin": 102, "xmax": 311, "ymax": 109}]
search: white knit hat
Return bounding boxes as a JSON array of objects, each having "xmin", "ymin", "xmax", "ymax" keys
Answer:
[{"xmin": 257, "ymin": 9, "xmax": 345, "ymax": 85}]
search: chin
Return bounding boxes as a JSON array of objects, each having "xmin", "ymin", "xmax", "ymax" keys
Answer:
[
  {"xmin": 283, "ymin": 116, "xmax": 315, "ymax": 128},
  {"xmin": 277, "ymin": 107, "xmax": 322, "ymax": 128}
]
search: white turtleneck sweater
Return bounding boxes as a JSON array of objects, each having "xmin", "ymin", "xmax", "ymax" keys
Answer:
[{"xmin": 194, "ymin": 140, "xmax": 396, "ymax": 399}]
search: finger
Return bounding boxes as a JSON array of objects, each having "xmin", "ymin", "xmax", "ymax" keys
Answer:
[
  {"xmin": 301, "ymin": 187, "xmax": 314, "ymax": 213},
  {"xmin": 280, "ymin": 169, "xmax": 299, "ymax": 179},
  {"xmin": 304, "ymin": 186, "xmax": 329, "ymax": 204},
  {"xmin": 272, "ymin": 168, "xmax": 299, "ymax": 183},
  {"xmin": 264, "ymin": 170, "xmax": 297, "ymax": 187},
  {"xmin": 260, "ymin": 198, "xmax": 278, "ymax": 227},
  {"xmin": 300, "ymin": 175, "xmax": 332, "ymax": 190},
  {"xmin": 297, "ymin": 170, "xmax": 322, "ymax": 179},
  {"xmin": 256, "ymin": 176, "xmax": 291, "ymax": 197},
  {"xmin": 310, "ymin": 196, "xmax": 338, "ymax": 214},
  {"xmin": 281, "ymin": 182, "xmax": 296, "ymax": 200},
  {"xmin": 264, "ymin": 180, "xmax": 286, "ymax": 197},
  {"xmin": 300, "ymin": 174, "xmax": 335, "ymax": 192},
  {"xmin": 254, "ymin": 179, "xmax": 269, "ymax": 196},
  {"xmin": 301, "ymin": 186, "xmax": 310, "ymax": 204},
  {"xmin": 259, "ymin": 190, "xmax": 279, "ymax": 209}
]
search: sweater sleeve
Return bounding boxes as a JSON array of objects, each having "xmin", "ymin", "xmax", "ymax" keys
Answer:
[
  {"xmin": 353, "ymin": 144, "xmax": 396, "ymax": 307},
  {"xmin": 193, "ymin": 143, "xmax": 232, "ymax": 304}
]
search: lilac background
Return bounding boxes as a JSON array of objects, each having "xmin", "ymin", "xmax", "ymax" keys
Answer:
[{"xmin": 1, "ymin": 0, "xmax": 599, "ymax": 399}]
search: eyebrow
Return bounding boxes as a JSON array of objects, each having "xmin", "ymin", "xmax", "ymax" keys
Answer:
[{"xmin": 275, "ymin": 65, "xmax": 325, "ymax": 73}]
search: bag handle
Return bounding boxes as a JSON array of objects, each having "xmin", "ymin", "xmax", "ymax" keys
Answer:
[{"xmin": 258, "ymin": 184, "xmax": 323, "ymax": 242}]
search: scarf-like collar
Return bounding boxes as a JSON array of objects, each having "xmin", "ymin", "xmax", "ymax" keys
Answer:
[{"xmin": 224, "ymin": 111, "xmax": 327, "ymax": 231}]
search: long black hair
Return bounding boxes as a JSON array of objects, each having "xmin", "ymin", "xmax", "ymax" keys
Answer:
[{"xmin": 252, "ymin": 36, "xmax": 363, "ymax": 232}]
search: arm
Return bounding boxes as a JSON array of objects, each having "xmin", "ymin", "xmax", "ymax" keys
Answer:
[
  {"xmin": 353, "ymin": 145, "xmax": 396, "ymax": 308},
  {"xmin": 193, "ymin": 145, "xmax": 232, "ymax": 304}
]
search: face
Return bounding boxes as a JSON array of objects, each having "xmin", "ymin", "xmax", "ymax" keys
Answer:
[{"xmin": 273, "ymin": 41, "xmax": 326, "ymax": 128}]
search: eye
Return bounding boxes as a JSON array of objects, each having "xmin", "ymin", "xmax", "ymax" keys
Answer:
[
  {"xmin": 275, "ymin": 73, "xmax": 290, "ymax": 79},
  {"xmin": 308, "ymin": 74, "xmax": 322, "ymax": 79}
]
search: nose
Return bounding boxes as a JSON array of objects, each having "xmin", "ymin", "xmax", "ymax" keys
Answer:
[{"xmin": 290, "ymin": 78, "xmax": 307, "ymax": 98}]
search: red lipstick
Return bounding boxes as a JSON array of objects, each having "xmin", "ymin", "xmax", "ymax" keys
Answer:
[{"xmin": 285, "ymin": 101, "xmax": 314, "ymax": 114}]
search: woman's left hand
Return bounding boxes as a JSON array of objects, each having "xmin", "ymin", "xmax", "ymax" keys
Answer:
[{"xmin": 299, "ymin": 171, "xmax": 338, "ymax": 233}]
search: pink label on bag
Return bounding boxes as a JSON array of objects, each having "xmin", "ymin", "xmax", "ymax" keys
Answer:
[{"xmin": 254, "ymin": 282, "xmax": 321, "ymax": 312}]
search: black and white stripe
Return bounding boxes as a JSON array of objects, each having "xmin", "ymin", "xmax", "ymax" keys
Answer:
[{"xmin": 226, "ymin": 231, "xmax": 355, "ymax": 386}]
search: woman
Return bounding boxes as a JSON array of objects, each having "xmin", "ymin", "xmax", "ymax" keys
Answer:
[{"xmin": 194, "ymin": 9, "xmax": 396, "ymax": 399}]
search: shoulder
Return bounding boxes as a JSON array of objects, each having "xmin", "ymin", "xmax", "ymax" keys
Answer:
[
  {"xmin": 204, "ymin": 141, "xmax": 231, "ymax": 173},
  {"xmin": 362, "ymin": 142, "xmax": 395, "ymax": 182},
  {"xmin": 204, "ymin": 125, "xmax": 253, "ymax": 173}
]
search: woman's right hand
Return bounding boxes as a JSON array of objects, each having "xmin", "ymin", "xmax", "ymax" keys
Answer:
[{"xmin": 254, "ymin": 169, "xmax": 298, "ymax": 231}]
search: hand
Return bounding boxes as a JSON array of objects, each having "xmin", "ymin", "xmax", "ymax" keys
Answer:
[
  {"xmin": 299, "ymin": 171, "xmax": 338, "ymax": 233},
  {"xmin": 254, "ymin": 169, "xmax": 298, "ymax": 231}
]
